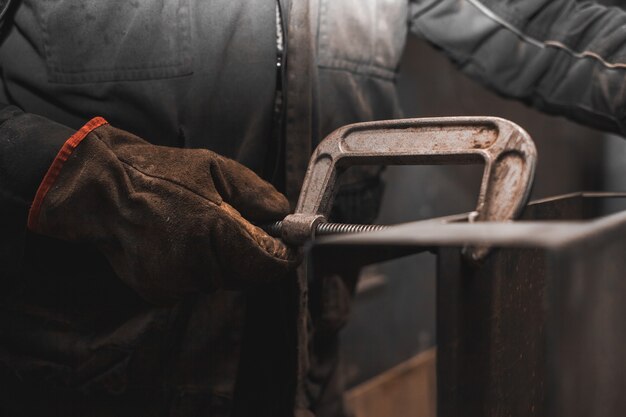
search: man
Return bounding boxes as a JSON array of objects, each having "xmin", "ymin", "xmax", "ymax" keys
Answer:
[{"xmin": 1, "ymin": 0, "xmax": 626, "ymax": 416}]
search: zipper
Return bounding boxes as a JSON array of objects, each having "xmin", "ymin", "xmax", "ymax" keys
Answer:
[{"xmin": 264, "ymin": 0, "xmax": 287, "ymax": 190}]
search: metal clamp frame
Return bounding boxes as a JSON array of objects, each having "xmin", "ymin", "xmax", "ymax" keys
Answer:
[{"xmin": 281, "ymin": 116, "xmax": 537, "ymax": 261}]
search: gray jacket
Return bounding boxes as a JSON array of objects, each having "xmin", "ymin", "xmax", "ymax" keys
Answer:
[
  {"xmin": 0, "ymin": 1, "xmax": 625, "ymax": 416},
  {"xmin": 2, "ymin": 0, "xmax": 625, "ymax": 196}
]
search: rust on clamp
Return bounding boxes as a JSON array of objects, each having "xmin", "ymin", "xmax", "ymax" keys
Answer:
[
  {"xmin": 280, "ymin": 116, "xmax": 537, "ymax": 262},
  {"xmin": 280, "ymin": 214, "xmax": 326, "ymax": 244}
]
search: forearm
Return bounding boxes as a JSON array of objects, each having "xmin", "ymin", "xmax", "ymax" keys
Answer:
[
  {"xmin": 0, "ymin": 104, "xmax": 73, "ymax": 208},
  {"xmin": 409, "ymin": 0, "xmax": 626, "ymax": 135},
  {"xmin": 0, "ymin": 104, "xmax": 72, "ymax": 288}
]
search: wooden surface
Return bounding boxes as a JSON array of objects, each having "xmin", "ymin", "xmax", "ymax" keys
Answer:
[{"xmin": 345, "ymin": 348, "xmax": 436, "ymax": 417}]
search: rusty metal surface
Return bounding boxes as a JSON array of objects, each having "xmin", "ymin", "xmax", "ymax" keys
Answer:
[
  {"xmin": 437, "ymin": 193, "xmax": 626, "ymax": 417},
  {"xmin": 437, "ymin": 246, "xmax": 547, "ymax": 417},
  {"xmin": 313, "ymin": 192, "xmax": 626, "ymax": 253},
  {"xmin": 546, "ymin": 225, "xmax": 626, "ymax": 417},
  {"xmin": 277, "ymin": 116, "xmax": 537, "ymax": 262},
  {"xmin": 314, "ymin": 193, "xmax": 626, "ymax": 417},
  {"xmin": 310, "ymin": 192, "xmax": 626, "ymax": 273}
]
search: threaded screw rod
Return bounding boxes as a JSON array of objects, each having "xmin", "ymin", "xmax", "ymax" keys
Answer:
[{"xmin": 263, "ymin": 221, "xmax": 388, "ymax": 239}]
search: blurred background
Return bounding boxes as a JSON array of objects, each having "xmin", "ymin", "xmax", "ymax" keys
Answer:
[{"xmin": 339, "ymin": 4, "xmax": 626, "ymax": 414}]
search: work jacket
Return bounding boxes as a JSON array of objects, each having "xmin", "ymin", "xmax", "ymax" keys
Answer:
[{"xmin": 1, "ymin": 0, "xmax": 626, "ymax": 416}]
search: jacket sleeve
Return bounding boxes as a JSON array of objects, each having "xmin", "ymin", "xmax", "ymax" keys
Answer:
[
  {"xmin": 0, "ymin": 0, "xmax": 12, "ymax": 28},
  {"xmin": 0, "ymin": 104, "xmax": 73, "ymax": 286},
  {"xmin": 409, "ymin": 0, "xmax": 626, "ymax": 135}
]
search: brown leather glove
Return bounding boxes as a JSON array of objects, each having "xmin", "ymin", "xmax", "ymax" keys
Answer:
[{"xmin": 28, "ymin": 117, "xmax": 298, "ymax": 304}]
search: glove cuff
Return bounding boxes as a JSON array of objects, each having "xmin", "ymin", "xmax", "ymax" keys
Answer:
[{"xmin": 28, "ymin": 116, "xmax": 109, "ymax": 231}]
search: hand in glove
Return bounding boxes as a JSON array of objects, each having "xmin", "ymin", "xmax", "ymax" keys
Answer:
[{"xmin": 28, "ymin": 117, "xmax": 298, "ymax": 304}]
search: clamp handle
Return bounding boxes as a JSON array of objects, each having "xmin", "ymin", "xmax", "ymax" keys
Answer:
[{"xmin": 282, "ymin": 117, "xmax": 537, "ymax": 261}]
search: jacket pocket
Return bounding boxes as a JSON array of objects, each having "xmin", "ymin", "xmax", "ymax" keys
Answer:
[
  {"xmin": 317, "ymin": 0, "xmax": 407, "ymax": 80},
  {"xmin": 35, "ymin": 0, "xmax": 192, "ymax": 83}
]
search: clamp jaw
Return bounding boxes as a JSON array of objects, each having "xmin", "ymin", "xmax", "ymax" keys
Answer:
[{"xmin": 280, "ymin": 116, "xmax": 537, "ymax": 262}]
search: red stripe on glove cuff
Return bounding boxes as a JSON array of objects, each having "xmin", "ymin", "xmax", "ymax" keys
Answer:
[{"xmin": 28, "ymin": 116, "xmax": 109, "ymax": 231}]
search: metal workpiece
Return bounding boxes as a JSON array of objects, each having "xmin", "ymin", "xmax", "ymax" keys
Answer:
[
  {"xmin": 313, "ymin": 192, "xmax": 626, "ymax": 417},
  {"xmin": 278, "ymin": 116, "xmax": 537, "ymax": 261}
]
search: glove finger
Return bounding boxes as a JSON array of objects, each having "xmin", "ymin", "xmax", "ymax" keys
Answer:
[
  {"xmin": 211, "ymin": 155, "xmax": 291, "ymax": 223},
  {"xmin": 213, "ymin": 203, "xmax": 300, "ymax": 289},
  {"xmin": 92, "ymin": 126, "xmax": 290, "ymax": 222}
]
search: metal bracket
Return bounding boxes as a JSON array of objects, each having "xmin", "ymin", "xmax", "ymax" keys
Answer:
[{"xmin": 281, "ymin": 116, "xmax": 537, "ymax": 261}]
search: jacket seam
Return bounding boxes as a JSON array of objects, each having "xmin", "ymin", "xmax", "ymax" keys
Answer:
[
  {"xmin": 462, "ymin": 55, "xmax": 621, "ymax": 128},
  {"xmin": 0, "ymin": 0, "xmax": 12, "ymax": 26},
  {"xmin": 48, "ymin": 61, "xmax": 187, "ymax": 73},
  {"xmin": 317, "ymin": 62, "xmax": 396, "ymax": 81},
  {"xmin": 467, "ymin": 0, "xmax": 626, "ymax": 69},
  {"xmin": 318, "ymin": 56, "xmax": 397, "ymax": 75}
]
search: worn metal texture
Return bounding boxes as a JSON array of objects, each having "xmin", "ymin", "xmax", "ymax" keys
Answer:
[
  {"xmin": 437, "ymin": 246, "xmax": 547, "ymax": 417},
  {"xmin": 313, "ymin": 193, "xmax": 626, "ymax": 255},
  {"xmin": 314, "ymin": 193, "xmax": 626, "ymax": 417},
  {"xmin": 438, "ymin": 193, "xmax": 626, "ymax": 417},
  {"xmin": 278, "ymin": 116, "xmax": 537, "ymax": 261},
  {"xmin": 546, "ymin": 224, "xmax": 626, "ymax": 417}
]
